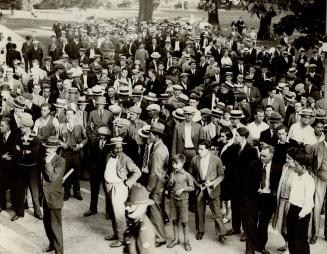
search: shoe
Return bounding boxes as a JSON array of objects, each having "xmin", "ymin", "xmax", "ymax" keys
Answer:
[
  {"xmin": 184, "ymin": 241, "xmax": 192, "ymax": 252},
  {"xmin": 42, "ymin": 246, "xmax": 54, "ymax": 252},
  {"xmin": 240, "ymin": 232, "xmax": 246, "ymax": 242},
  {"xmin": 0, "ymin": 208, "xmax": 2, "ymax": 212},
  {"xmin": 223, "ymin": 217, "xmax": 231, "ymax": 224},
  {"xmin": 155, "ymin": 241, "xmax": 166, "ymax": 247},
  {"xmin": 219, "ymin": 235, "xmax": 226, "ymax": 243},
  {"xmin": 276, "ymin": 244, "xmax": 287, "ymax": 252},
  {"xmin": 84, "ymin": 210, "xmax": 97, "ymax": 217},
  {"xmin": 105, "ymin": 235, "xmax": 118, "ymax": 241},
  {"xmin": 226, "ymin": 229, "xmax": 241, "ymax": 235},
  {"xmin": 34, "ymin": 213, "xmax": 43, "ymax": 220},
  {"xmin": 110, "ymin": 240, "xmax": 123, "ymax": 248},
  {"xmin": 310, "ymin": 236, "xmax": 318, "ymax": 244},
  {"xmin": 63, "ymin": 193, "xmax": 70, "ymax": 201},
  {"xmin": 196, "ymin": 232, "xmax": 204, "ymax": 240},
  {"xmin": 167, "ymin": 240, "xmax": 179, "ymax": 248},
  {"xmin": 74, "ymin": 192, "xmax": 83, "ymax": 200},
  {"xmin": 11, "ymin": 214, "xmax": 23, "ymax": 221}
]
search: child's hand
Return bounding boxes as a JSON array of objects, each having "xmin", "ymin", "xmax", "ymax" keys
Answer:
[{"xmin": 175, "ymin": 188, "xmax": 184, "ymax": 196}]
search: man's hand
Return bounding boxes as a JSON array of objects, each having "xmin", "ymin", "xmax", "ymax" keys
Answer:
[
  {"xmin": 175, "ymin": 188, "xmax": 184, "ymax": 196},
  {"xmin": 2, "ymin": 153, "xmax": 12, "ymax": 161},
  {"xmin": 73, "ymin": 144, "xmax": 83, "ymax": 151},
  {"xmin": 60, "ymin": 142, "xmax": 68, "ymax": 149},
  {"xmin": 16, "ymin": 145, "xmax": 21, "ymax": 151}
]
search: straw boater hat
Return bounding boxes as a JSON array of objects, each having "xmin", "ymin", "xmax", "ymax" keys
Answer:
[
  {"xmin": 315, "ymin": 109, "xmax": 327, "ymax": 120},
  {"xmin": 125, "ymin": 183, "xmax": 154, "ymax": 206},
  {"xmin": 42, "ymin": 136, "xmax": 61, "ymax": 148},
  {"xmin": 53, "ymin": 98, "xmax": 66, "ymax": 108},
  {"xmin": 150, "ymin": 52, "xmax": 161, "ymax": 58},
  {"xmin": 13, "ymin": 96, "xmax": 26, "ymax": 109},
  {"xmin": 95, "ymin": 96, "xmax": 107, "ymax": 105},
  {"xmin": 109, "ymin": 136, "xmax": 126, "ymax": 146},
  {"xmin": 183, "ymin": 106, "xmax": 196, "ymax": 115},
  {"xmin": 77, "ymin": 96, "xmax": 89, "ymax": 105},
  {"xmin": 144, "ymin": 92, "xmax": 158, "ymax": 102},
  {"xmin": 299, "ymin": 108, "xmax": 314, "ymax": 117},
  {"xmin": 92, "ymin": 85, "xmax": 105, "ymax": 96},
  {"xmin": 146, "ymin": 104, "xmax": 160, "ymax": 111},
  {"xmin": 81, "ymin": 64, "xmax": 90, "ymax": 71},
  {"xmin": 117, "ymin": 87, "xmax": 130, "ymax": 96},
  {"xmin": 172, "ymin": 108, "xmax": 185, "ymax": 120},
  {"xmin": 230, "ymin": 110, "xmax": 245, "ymax": 119},
  {"xmin": 138, "ymin": 125, "xmax": 151, "ymax": 138},
  {"xmin": 211, "ymin": 108, "xmax": 224, "ymax": 118}
]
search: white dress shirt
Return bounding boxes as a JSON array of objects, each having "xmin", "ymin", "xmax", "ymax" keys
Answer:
[
  {"xmin": 289, "ymin": 172, "xmax": 315, "ymax": 217},
  {"xmin": 104, "ymin": 157, "xmax": 121, "ymax": 183},
  {"xmin": 287, "ymin": 122, "xmax": 316, "ymax": 145},
  {"xmin": 258, "ymin": 162, "xmax": 272, "ymax": 194},
  {"xmin": 184, "ymin": 124, "xmax": 194, "ymax": 148},
  {"xmin": 247, "ymin": 121, "xmax": 269, "ymax": 141},
  {"xmin": 200, "ymin": 153, "xmax": 210, "ymax": 180}
]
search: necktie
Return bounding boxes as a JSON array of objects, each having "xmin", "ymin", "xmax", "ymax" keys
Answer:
[
  {"xmin": 261, "ymin": 164, "xmax": 267, "ymax": 189},
  {"xmin": 142, "ymin": 144, "xmax": 149, "ymax": 169},
  {"xmin": 100, "ymin": 140, "xmax": 105, "ymax": 150},
  {"xmin": 3, "ymin": 134, "xmax": 6, "ymax": 143}
]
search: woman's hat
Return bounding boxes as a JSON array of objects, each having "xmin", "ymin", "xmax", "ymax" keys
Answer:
[
  {"xmin": 42, "ymin": 136, "xmax": 61, "ymax": 148},
  {"xmin": 125, "ymin": 184, "xmax": 154, "ymax": 206}
]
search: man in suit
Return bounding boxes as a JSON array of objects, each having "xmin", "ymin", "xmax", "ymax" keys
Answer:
[
  {"xmin": 259, "ymin": 112, "xmax": 282, "ymax": 147},
  {"xmin": 146, "ymin": 123, "xmax": 170, "ymax": 247},
  {"xmin": 104, "ymin": 137, "xmax": 141, "ymax": 248},
  {"xmin": 21, "ymin": 36, "xmax": 32, "ymax": 71},
  {"xmin": 84, "ymin": 127, "xmax": 111, "ymax": 218},
  {"xmin": 172, "ymin": 106, "xmax": 206, "ymax": 169},
  {"xmin": 58, "ymin": 107, "xmax": 88, "ymax": 201},
  {"xmin": 145, "ymin": 69, "xmax": 161, "ymax": 96},
  {"xmin": 0, "ymin": 118, "xmax": 16, "ymax": 212},
  {"xmin": 226, "ymin": 127, "xmax": 259, "ymax": 240},
  {"xmin": 306, "ymin": 130, "xmax": 327, "ymax": 244},
  {"xmin": 243, "ymin": 145, "xmax": 282, "ymax": 254},
  {"xmin": 261, "ymin": 86, "xmax": 285, "ymax": 118},
  {"xmin": 86, "ymin": 96, "xmax": 113, "ymax": 143},
  {"xmin": 41, "ymin": 136, "xmax": 65, "ymax": 254},
  {"xmin": 42, "ymin": 56, "xmax": 55, "ymax": 76},
  {"xmin": 28, "ymin": 40, "xmax": 43, "ymax": 67},
  {"xmin": 190, "ymin": 140, "xmax": 227, "ymax": 243},
  {"xmin": 243, "ymin": 75, "xmax": 262, "ymax": 112}
]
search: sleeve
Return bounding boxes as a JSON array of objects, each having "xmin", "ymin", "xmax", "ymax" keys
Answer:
[
  {"xmin": 147, "ymin": 151, "xmax": 166, "ymax": 192},
  {"xmin": 299, "ymin": 176, "xmax": 315, "ymax": 218},
  {"xmin": 211, "ymin": 157, "xmax": 224, "ymax": 188},
  {"xmin": 45, "ymin": 158, "xmax": 65, "ymax": 182},
  {"xmin": 125, "ymin": 156, "xmax": 141, "ymax": 187},
  {"xmin": 33, "ymin": 119, "xmax": 39, "ymax": 135},
  {"xmin": 171, "ymin": 125, "xmax": 178, "ymax": 156}
]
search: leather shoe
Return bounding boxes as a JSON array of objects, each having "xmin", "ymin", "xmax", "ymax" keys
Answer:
[
  {"xmin": 106, "ymin": 213, "xmax": 111, "ymax": 220},
  {"xmin": 184, "ymin": 241, "xmax": 192, "ymax": 252},
  {"xmin": 196, "ymin": 232, "xmax": 204, "ymax": 240},
  {"xmin": 42, "ymin": 246, "xmax": 54, "ymax": 252},
  {"xmin": 309, "ymin": 236, "xmax": 318, "ymax": 244},
  {"xmin": 11, "ymin": 215, "xmax": 23, "ymax": 221},
  {"xmin": 84, "ymin": 210, "xmax": 97, "ymax": 217},
  {"xmin": 63, "ymin": 193, "xmax": 70, "ymax": 201},
  {"xmin": 74, "ymin": 192, "xmax": 83, "ymax": 200},
  {"xmin": 105, "ymin": 235, "xmax": 118, "ymax": 241},
  {"xmin": 240, "ymin": 232, "xmax": 247, "ymax": 242},
  {"xmin": 155, "ymin": 241, "xmax": 166, "ymax": 247},
  {"xmin": 219, "ymin": 235, "xmax": 226, "ymax": 243},
  {"xmin": 226, "ymin": 229, "xmax": 241, "ymax": 235},
  {"xmin": 110, "ymin": 240, "xmax": 123, "ymax": 248}
]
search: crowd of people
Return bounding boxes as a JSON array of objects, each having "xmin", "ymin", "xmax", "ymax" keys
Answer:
[{"xmin": 0, "ymin": 14, "xmax": 326, "ymax": 254}]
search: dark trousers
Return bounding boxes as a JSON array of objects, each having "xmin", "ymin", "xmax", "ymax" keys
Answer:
[
  {"xmin": 195, "ymin": 189, "xmax": 226, "ymax": 236},
  {"xmin": 231, "ymin": 195, "xmax": 244, "ymax": 232},
  {"xmin": 325, "ymin": 193, "xmax": 327, "ymax": 238},
  {"xmin": 89, "ymin": 170, "xmax": 109, "ymax": 213},
  {"xmin": 12, "ymin": 165, "xmax": 28, "ymax": 216},
  {"xmin": 62, "ymin": 152, "xmax": 81, "ymax": 194},
  {"xmin": 286, "ymin": 204, "xmax": 310, "ymax": 254},
  {"xmin": 243, "ymin": 197, "xmax": 259, "ymax": 254},
  {"xmin": 148, "ymin": 192, "xmax": 166, "ymax": 242},
  {"xmin": 0, "ymin": 163, "xmax": 8, "ymax": 209},
  {"xmin": 43, "ymin": 201, "xmax": 63, "ymax": 254},
  {"xmin": 27, "ymin": 164, "xmax": 42, "ymax": 216}
]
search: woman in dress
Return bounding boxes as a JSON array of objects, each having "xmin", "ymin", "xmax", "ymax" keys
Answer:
[{"xmin": 272, "ymin": 147, "xmax": 298, "ymax": 251}]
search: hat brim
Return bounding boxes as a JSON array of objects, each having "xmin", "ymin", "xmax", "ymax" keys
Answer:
[
  {"xmin": 125, "ymin": 199, "xmax": 155, "ymax": 206},
  {"xmin": 143, "ymin": 96, "xmax": 158, "ymax": 101},
  {"xmin": 96, "ymin": 102, "xmax": 108, "ymax": 105},
  {"xmin": 137, "ymin": 129, "xmax": 149, "ymax": 138},
  {"xmin": 230, "ymin": 115, "xmax": 245, "ymax": 119},
  {"xmin": 108, "ymin": 142, "xmax": 127, "ymax": 146},
  {"xmin": 98, "ymin": 132, "xmax": 111, "ymax": 136},
  {"xmin": 53, "ymin": 103, "xmax": 65, "ymax": 108},
  {"xmin": 77, "ymin": 102, "xmax": 89, "ymax": 105},
  {"xmin": 42, "ymin": 143, "xmax": 61, "ymax": 148},
  {"xmin": 13, "ymin": 102, "xmax": 25, "ymax": 109},
  {"xmin": 117, "ymin": 92, "xmax": 130, "ymax": 96},
  {"xmin": 148, "ymin": 129, "xmax": 166, "ymax": 136}
]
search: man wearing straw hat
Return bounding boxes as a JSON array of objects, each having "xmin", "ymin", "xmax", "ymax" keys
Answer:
[
  {"xmin": 104, "ymin": 136, "xmax": 141, "ymax": 248},
  {"xmin": 40, "ymin": 136, "xmax": 65, "ymax": 254}
]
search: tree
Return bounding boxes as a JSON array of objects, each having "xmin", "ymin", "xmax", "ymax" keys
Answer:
[
  {"xmin": 198, "ymin": 0, "xmax": 226, "ymax": 32},
  {"xmin": 273, "ymin": 0, "xmax": 326, "ymax": 49},
  {"xmin": 138, "ymin": 0, "xmax": 154, "ymax": 23}
]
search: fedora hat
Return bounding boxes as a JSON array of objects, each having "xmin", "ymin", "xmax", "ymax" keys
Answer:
[
  {"xmin": 13, "ymin": 96, "xmax": 26, "ymax": 109},
  {"xmin": 216, "ymin": 102, "xmax": 226, "ymax": 111},
  {"xmin": 92, "ymin": 85, "xmax": 105, "ymax": 96},
  {"xmin": 96, "ymin": 96, "xmax": 107, "ymax": 105},
  {"xmin": 77, "ymin": 96, "xmax": 89, "ymax": 105},
  {"xmin": 172, "ymin": 108, "xmax": 185, "ymax": 120},
  {"xmin": 125, "ymin": 184, "xmax": 154, "ymax": 206},
  {"xmin": 42, "ymin": 136, "xmax": 61, "ymax": 148},
  {"xmin": 230, "ymin": 110, "xmax": 245, "ymax": 119},
  {"xmin": 93, "ymin": 65, "xmax": 102, "ymax": 73},
  {"xmin": 315, "ymin": 109, "xmax": 327, "ymax": 120},
  {"xmin": 97, "ymin": 126, "xmax": 111, "ymax": 136},
  {"xmin": 53, "ymin": 98, "xmax": 66, "ymax": 108},
  {"xmin": 137, "ymin": 125, "xmax": 151, "ymax": 138},
  {"xmin": 178, "ymin": 94, "xmax": 189, "ymax": 104},
  {"xmin": 144, "ymin": 92, "xmax": 158, "ymax": 102},
  {"xmin": 211, "ymin": 108, "xmax": 224, "ymax": 118},
  {"xmin": 269, "ymin": 112, "xmax": 282, "ymax": 123},
  {"xmin": 109, "ymin": 136, "xmax": 126, "ymax": 146},
  {"xmin": 148, "ymin": 122, "xmax": 166, "ymax": 136}
]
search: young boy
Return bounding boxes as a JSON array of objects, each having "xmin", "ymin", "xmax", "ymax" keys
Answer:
[{"xmin": 167, "ymin": 154, "xmax": 194, "ymax": 251}]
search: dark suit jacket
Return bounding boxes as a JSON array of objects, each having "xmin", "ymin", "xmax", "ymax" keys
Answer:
[
  {"xmin": 87, "ymin": 109, "xmax": 113, "ymax": 140},
  {"xmin": 190, "ymin": 152, "xmax": 224, "ymax": 199},
  {"xmin": 41, "ymin": 154, "xmax": 65, "ymax": 209},
  {"xmin": 259, "ymin": 128, "xmax": 278, "ymax": 147},
  {"xmin": 145, "ymin": 78, "xmax": 161, "ymax": 96},
  {"xmin": 172, "ymin": 122, "xmax": 206, "ymax": 156},
  {"xmin": 89, "ymin": 138, "xmax": 111, "ymax": 173},
  {"xmin": 28, "ymin": 47, "xmax": 43, "ymax": 66}
]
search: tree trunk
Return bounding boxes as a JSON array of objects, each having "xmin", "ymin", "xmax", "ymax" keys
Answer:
[
  {"xmin": 138, "ymin": 0, "xmax": 154, "ymax": 24},
  {"xmin": 207, "ymin": 0, "xmax": 220, "ymax": 32},
  {"xmin": 257, "ymin": 12, "xmax": 274, "ymax": 40}
]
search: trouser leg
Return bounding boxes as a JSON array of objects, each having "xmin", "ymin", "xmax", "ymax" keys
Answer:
[
  {"xmin": 243, "ymin": 198, "xmax": 259, "ymax": 253},
  {"xmin": 148, "ymin": 192, "xmax": 166, "ymax": 242},
  {"xmin": 231, "ymin": 196, "xmax": 242, "ymax": 232},
  {"xmin": 311, "ymin": 176, "xmax": 327, "ymax": 237},
  {"xmin": 43, "ymin": 201, "xmax": 54, "ymax": 247},
  {"xmin": 72, "ymin": 153, "xmax": 81, "ymax": 194},
  {"xmin": 89, "ymin": 172, "xmax": 101, "ymax": 212},
  {"xmin": 195, "ymin": 190, "xmax": 205, "ymax": 232},
  {"xmin": 208, "ymin": 195, "xmax": 226, "ymax": 236},
  {"xmin": 27, "ymin": 165, "xmax": 42, "ymax": 216},
  {"xmin": 50, "ymin": 208, "xmax": 63, "ymax": 254}
]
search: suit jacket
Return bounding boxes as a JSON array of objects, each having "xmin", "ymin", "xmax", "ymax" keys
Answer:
[
  {"xmin": 145, "ymin": 78, "xmax": 161, "ymax": 96},
  {"xmin": 147, "ymin": 140, "xmax": 169, "ymax": 195},
  {"xmin": 28, "ymin": 47, "xmax": 43, "ymax": 66},
  {"xmin": 306, "ymin": 141, "xmax": 327, "ymax": 176},
  {"xmin": 89, "ymin": 138, "xmax": 111, "ymax": 173},
  {"xmin": 190, "ymin": 152, "xmax": 224, "ymax": 199},
  {"xmin": 41, "ymin": 154, "xmax": 65, "ymax": 209},
  {"xmin": 87, "ymin": 109, "xmax": 113, "ymax": 140},
  {"xmin": 261, "ymin": 97, "xmax": 285, "ymax": 117},
  {"xmin": 172, "ymin": 122, "xmax": 206, "ymax": 156},
  {"xmin": 259, "ymin": 128, "xmax": 278, "ymax": 147},
  {"xmin": 0, "ymin": 131, "xmax": 16, "ymax": 167},
  {"xmin": 105, "ymin": 152, "xmax": 141, "ymax": 187}
]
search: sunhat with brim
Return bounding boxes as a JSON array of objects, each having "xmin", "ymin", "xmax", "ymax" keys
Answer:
[
  {"xmin": 172, "ymin": 108, "xmax": 185, "ymax": 120},
  {"xmin": 137, "ymin": 125, "xmax": 151, "ymax": 138},
  {"xmin": 230, "ymin": 110, "xmax": 245, "ymax": 119},
  {"xmin": 42, "ymin": 136, "xmax": 61, "ymax": 148},
  {"xmin": 125, "ymin": 184, "xmax": 155, "ymax": 206}
]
